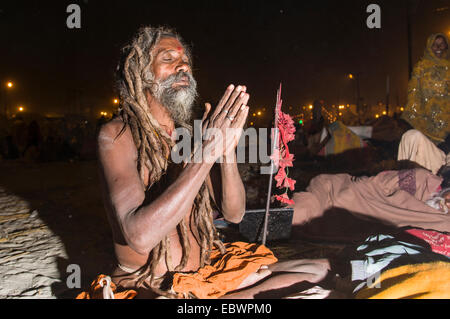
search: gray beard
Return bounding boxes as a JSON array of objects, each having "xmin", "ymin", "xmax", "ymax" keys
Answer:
[{"xmin": 151, "ymin": 72, "xmax": 198, "ymax": 124}]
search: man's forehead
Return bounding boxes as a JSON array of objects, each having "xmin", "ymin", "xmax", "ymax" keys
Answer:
[{"xmin": 153, "ymin": 37, "xmax": 186, "ymax": 55}]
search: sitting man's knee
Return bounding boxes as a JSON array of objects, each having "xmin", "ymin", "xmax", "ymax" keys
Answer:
[{"xmin": 401, "ymin": 129, "xmax": 425, "ymax": 142}]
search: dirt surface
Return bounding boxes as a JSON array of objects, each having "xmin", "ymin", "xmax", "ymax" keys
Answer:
[
  {"xmin": 0, "ymin": 142, "xmax": 410, "ymax": 299},
  {"xmin": 0, "ymin": 160, "xmax": 114, "ymax": 299},
  {"xmin": 0, "ymin": 159, "xmax": 345, "ymax": 299}
]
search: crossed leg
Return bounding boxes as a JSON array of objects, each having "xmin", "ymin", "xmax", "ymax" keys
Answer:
[{"xmin": 222, "ymin": 258, "xmax": 331, "ymax": 299}]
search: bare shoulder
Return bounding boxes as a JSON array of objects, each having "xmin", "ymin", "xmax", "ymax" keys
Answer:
[
  {"xmin": 97, "ymin": 118, "xmax": 136, "ymax": 159},
  {"xmin": 98, "ymin": 118, "xmax": 127, "ymax": 141}
]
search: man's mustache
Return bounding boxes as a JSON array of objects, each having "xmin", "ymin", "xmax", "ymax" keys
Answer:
[{"xmin": 161, "ymin": 71, "xmax": 195, "ymax": 89}]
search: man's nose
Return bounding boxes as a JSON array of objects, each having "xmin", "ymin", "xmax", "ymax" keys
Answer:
[{"xmin": 175, "ymin": 61, "xmax": 190, "ymax": 73}]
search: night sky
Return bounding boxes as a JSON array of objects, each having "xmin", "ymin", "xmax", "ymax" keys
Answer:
[{"xmin": 0, "ymin": 0, "xmax": 449, "ymax": 116}]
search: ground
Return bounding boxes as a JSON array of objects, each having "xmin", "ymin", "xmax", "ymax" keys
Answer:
[
  {"xmin": 0, "ymin": 160, "xmax": 113, "ymax": 299},
  {"xmin": 0, "ymin": 140, "xmax": 412, "ymax": 299}
]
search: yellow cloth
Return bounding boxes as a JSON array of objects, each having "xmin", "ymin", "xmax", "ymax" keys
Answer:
[
  {"xmin": 322, "ymin": 121, "xmax": 364, "ymax": 155},
  {"xmin": 172, "ymin": 242, "xmax": 278, "ymax": 299},
  {"xmin": 356, "ymin": 261, "xmax": 450, "ymax": 299},
  {"xmin": 401, "ymin": 33, "xmax": 450, "ymax": 143}
]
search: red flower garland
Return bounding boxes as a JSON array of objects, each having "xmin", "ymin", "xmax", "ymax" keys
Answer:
[{"xmin": 270, "ymin": 86, "xmax": 297, "ymax": 205}]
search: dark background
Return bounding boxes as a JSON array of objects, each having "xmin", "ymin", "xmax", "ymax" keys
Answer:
[{"xmin": 0, "ymin": 0, "xmax": 449, "ymax": 116}]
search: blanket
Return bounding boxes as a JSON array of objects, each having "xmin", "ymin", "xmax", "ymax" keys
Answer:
[
  {"xmin": 355, "ymin": 261, "xmax": 450, "ymax": 299},
  {"xmin": 405, "ymin": 229, "xmax": 450, "ymax": 257},
  {"xmin": 347, "ymin": 233, "xmax": 450, "ymax": 294},
  {"xmin": 291, "ymin": 168, "xmax": 449, "ymax": 243}
]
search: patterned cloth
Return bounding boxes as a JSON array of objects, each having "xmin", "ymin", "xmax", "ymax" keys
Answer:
[
  {"xmin": 405, "ymin": 228, "xmax": 450, "ymax": 258},
  {"xmin": 401, "ymin": 33, "xmax": 450, "ymax": 143}
]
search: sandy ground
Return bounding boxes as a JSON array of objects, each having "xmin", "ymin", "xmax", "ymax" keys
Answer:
[
  {"xmin": 0, "ymin": 146, "xmax": 403, "ymax": 299},
  {"xmin": 0, "ymin": 191, "xmax": 68, "ymax": 298},
  {"xmin": 0, "ymin": 159, "xmax": 332, "ymax": 299},
  {"xmin": 0, "ymin": 160, "xmax": 114, "ymax": 299}
]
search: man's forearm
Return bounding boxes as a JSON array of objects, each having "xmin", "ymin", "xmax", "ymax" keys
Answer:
[
  {"xmin": 124, "ymin": 160, "xmax": 214, "ymax": 255},
  {"xmin": 219, "ymin": 154, "xmax": 246, "ymax": 223}
]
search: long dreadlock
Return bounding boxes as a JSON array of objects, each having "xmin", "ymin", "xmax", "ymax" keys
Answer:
[{"xmin": 114, "ymin": 26, "xmax": 225, "ymax": 298}]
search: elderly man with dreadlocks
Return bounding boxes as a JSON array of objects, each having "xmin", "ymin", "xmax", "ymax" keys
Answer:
[{"xmin": 76, "ymin": 26, "xmax": 333, "ymax": 300}]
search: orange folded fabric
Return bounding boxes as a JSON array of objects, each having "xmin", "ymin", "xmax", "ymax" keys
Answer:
[
  {"xmin": 76, "ymin": 242, "xmax": 277, "ymax": 299},
  {"xmin": 172, "ymin": 241, "xmax": 278, "ymax": 299},
  {"xmin": 76, "ymin": 274, "xmax": 137, "ymax": 299}
]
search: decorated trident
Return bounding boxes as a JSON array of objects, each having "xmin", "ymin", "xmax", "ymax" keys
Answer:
[{"xmin": 262, "ymin": 84, "xmax": 296, "ymax": 245}]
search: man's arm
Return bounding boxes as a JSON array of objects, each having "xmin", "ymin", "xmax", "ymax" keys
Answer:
[
  {"xmin": 208, "ymin": 153, "xmax": 246, "ymax": 224},
  {"xmin": 98, "ymin": 121, "xmax": 214, "ymax": 256},
  {"xmin": 98, "ymin": 85, "xmax": 249, "ymax": 256},
  {"xmin": 204, "ymin": 88, "xmax": 249, "ymax": 224}
]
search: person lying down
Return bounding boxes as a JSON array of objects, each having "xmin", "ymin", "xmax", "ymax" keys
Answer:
[
  {"xmin": 425, "ymin": 188, "xmax": 450, "ymax": 213},
  {"xmin": 290, "ymin": 167, "xmax": 450, "ymax": 243}
]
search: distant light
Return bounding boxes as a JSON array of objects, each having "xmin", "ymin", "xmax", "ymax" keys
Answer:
[
  {"xmin": 375, "ymin": 114, "xmax": 379, "ymax": 118},
  {"xmin": 435, "ymin": 7, "xmax": 449, "ymax": 13},
  {"xmin": 252, "ymin": 113, "xmax": 256, "ymax": 117},
  {"xmin": 308, "ymin": 105, "xmax": 313, "ymax": 110},
  {"xmin": 6, "ymin": 82, "xmax": 13, "ymax": 88},
  {"xmin": 348, "ymin": 74, "xmax": 354, "ymax": 79},
  {"xmin": 113, "ymin": 99, "xmax": 119, "ymax": 104},
  {"xmin": 400, "ymin": 107, "xmax": 404, "ymax": 112},
  {"xmin": 299, "ymin": 120, "xmax": 303, "ymax": 125},
  {"xmin": 257, "ymin": 111, "xmax": 262, "ymax": 116},
  {"xmin": 339, "ymin": 112, "xmax": 343, "ymax": 116},
  {"xmin": 382, "ymin": 111, "xmax": 387, "ymax": 115},
  {"xmin": 18, "ymin": 106, "xmax": 24, "ymax": 112},
  {"xmin": 250, "ymin": 122, "xmax": 254, "ymax": 126}
]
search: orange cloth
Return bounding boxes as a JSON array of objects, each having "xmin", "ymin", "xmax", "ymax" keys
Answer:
[
  {"xmin": 76, "ymin": 242, "xmax": 277, "ymax": 299},
  {"xmin": 172, "ymin": 242, "xmax": 278, "ymax": 299},
  {"xmin": 76, "ymin": 274, "xmax": 137, "ymax": 299}
]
